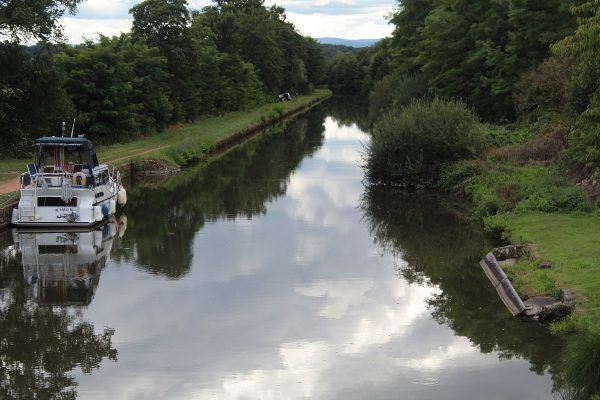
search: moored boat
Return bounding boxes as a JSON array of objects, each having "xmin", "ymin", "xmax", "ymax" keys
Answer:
[{"xmin": 11, "ymin": 136, "xmax": 127, "ymax": 228}]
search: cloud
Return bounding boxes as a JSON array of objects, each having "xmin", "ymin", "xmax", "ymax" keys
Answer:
[
  {"xmin": 60, "ymin": 17, "xmax": 132, "ymax": 42},
  {"xmin": 73, "ymin": 0, "xmax": 137, "ymax": 19},
  {"xmin": 61, "ymin": 0, "xmax": 395, "ymax": 42}
]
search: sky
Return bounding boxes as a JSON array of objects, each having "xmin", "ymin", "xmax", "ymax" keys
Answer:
[{"xmin": 59, "ymin": 0, "xmax": 398, "ymax": 43}]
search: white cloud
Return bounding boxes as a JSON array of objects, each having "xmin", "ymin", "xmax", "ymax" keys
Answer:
[
  {"xmin": 61, "ymin": 0, "xmax": 395, "ymax": 43},
  {"xmin": 285, "ymin": 10, "xmax": 393, "ymax": 39},
  {"xmin": 60, "ymin": 17, "xmax": 132, "ymax": 43}
]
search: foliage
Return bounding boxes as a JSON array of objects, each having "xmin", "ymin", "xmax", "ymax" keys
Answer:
[
  {"xmin": 561, "ymin": 332, "xmax": 600, "ymax": 399},
  {"xmin": 348, "ymin": 0, "xmax": 576, "ymax": 121},
  {"xmin": 514, "ymin": 56, "xmax": 575, "ymax": 118},
  {"xmin": 319, "ymin": 43, "xmax": 362, "ymax": 61},
  {"xmin": 368, "ymin": 73, "xmax": 427, "ymax": 119},
  {"xmin": 449, "ymin": 161, "xmax": 591, "ymax": 216},
  {"xmin": 199, "ymin": 0, "xmax": 325, "ymax": 94},
  {"xmin": 56, "ymin": 35, "xmax": 173, "ymax": 144},
  {"xmin": 364, "ymin": 97, "xmax": 480, "ymax": 187},
  {"xmin": 0, "ymin": 0, "xmax": 82, "ymax": 43},
  {"xmin": 325, "ymin": 52, "xmax": 364, "ymax": 94},
  {"xmin": 0, "ymin": 42, "xmax": 73, "ymax": 157}
]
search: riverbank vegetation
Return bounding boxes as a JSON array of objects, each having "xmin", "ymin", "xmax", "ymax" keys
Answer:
[
  {"xmin": 0, "ymin": 0, "xmax": 327, "ymax": 158},
  {"xmin": 0, "ymin": 89, "xmax": 330, "ymax": 183},
  {"xmin": 325, "ymin": 1, "xmax": 600, "ymax": 396}
]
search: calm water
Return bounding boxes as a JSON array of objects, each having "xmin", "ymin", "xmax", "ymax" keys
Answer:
[{"xmin": 0, "ymin": 101, "xmax": 565, "ymax": 399}]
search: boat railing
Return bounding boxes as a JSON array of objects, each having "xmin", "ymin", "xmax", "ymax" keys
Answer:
[
  {"xmin": 20, "ymin": 171, "xmax": 92, "ymax": 190},
  {"xmin": 106, "ymin": 164, "xmax": 122, "ymax": 189}
]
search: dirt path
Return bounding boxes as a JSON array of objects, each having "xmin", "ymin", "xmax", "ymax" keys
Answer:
[
  {"xmin": 0, "ymin": 178, "xmax": 19, "ymax": 196},
  {"xmin": 0, "ymin": 145, "xmax": 171, "ymax": 196}
]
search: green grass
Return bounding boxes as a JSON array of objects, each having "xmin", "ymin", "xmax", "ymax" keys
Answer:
[
  {"xmin": 442, "ymin": 159, "xmax": 591, "ymax": 216},
  {"xmin": 503, "ymin": 258, "xmax": 561, "ymax": 299},
  {"xmin": 0, "ymin": 90, "xmax": 331, "ymax": 182},
  {"xmin": 499, "ymin": 212, "xmax": 600, "ymax": 334}
]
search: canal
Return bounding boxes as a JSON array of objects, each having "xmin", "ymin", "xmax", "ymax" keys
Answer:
[{"xmin": 0, "ymin": 100, "xmax": 564, "ymax": 399}]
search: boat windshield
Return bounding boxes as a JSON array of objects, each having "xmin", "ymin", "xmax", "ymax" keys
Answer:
[{"xmin": 38, "ymin": 144, "xmax": 86, "ymax": 173}]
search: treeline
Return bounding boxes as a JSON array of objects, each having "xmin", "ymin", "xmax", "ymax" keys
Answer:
[
  {"xmin": 342, "ymin": 0, "xmax": 600, "ymax": 185},
  {"xmin": 0, "ymin": 0, "xmax": 326, "ymax": 157}
]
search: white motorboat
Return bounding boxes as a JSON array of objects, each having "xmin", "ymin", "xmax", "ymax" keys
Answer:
[{"xmin": 11, "ymin": 136, "xmax": 127, "ymax": 228}]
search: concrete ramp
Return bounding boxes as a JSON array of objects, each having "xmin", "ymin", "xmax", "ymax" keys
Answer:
[{"xmin": 480, "ymin": 252, "xmax": 526, "ymax": 316}]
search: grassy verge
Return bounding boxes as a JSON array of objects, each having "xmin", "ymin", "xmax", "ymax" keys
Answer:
[
  {"xmin": 488, "ymin": 212, "xmax": 600, "ymax": 334},
  {"xmin": 441, "ymin": 119, "xmax": 600, "ymax": 337},
  {"xmin": 0, "ymin": 89, "xmax": 331, "ymax": 183}
]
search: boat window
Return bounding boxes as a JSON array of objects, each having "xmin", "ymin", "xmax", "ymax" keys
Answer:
[
  {"xmin": 38, "ymin": 145, "xmax": 84, "ymax": 171},
  {"xmin": 39, "ymin": 245, "xmax": 78, "ymax": 254},
  {"xmin": 37, "ymin": 197, "xmax": 78, "ymax": 207},
  {"xmin": 95, "ymin": 170, "xmax": 109, "ymax": 186},
  {"xmin": 39, "ymin": 146, "xmax": 55, "ymax": 168}
]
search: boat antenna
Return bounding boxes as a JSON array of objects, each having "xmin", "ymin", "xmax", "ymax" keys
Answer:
[
  {"xmin": 61, "ymin": 121, "xmax": 66, "ymax": 137},
  {"xmin": 70, "ymin": 117, "xmax": 76, "ymax": 138}
]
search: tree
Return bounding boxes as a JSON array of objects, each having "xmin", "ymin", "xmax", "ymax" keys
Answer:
[
  {"xmin": 553, "ymin": 1, "xmax": 600, "ymax": 170},
  {"xmin": 326, "ymin": 52, "xmax": 364, "ymax": 94},
  {"xmin": 56, "ymin": 35, "xmax": 172, "ymax": 143},
  {"xmin": 0, "ymin": 43, "xmax": 73, "ymax": 157},
  {"xmin": 131, "ymin": 0, "xmax": 200, "ymax": 121},
  {"xmin": 0, "ymin": 0, "xmax": 83, "ymax": 43},
  {"xmin": 389, "ymin": 0, "xmax": 436, "ymax": 76}
]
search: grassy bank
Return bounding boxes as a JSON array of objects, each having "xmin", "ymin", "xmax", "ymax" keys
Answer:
[
  {"xmin": 438, "ymin": 121, "xmax": 600, "ymax": 338},
  {"xmin": 0, "ymin": 89, "xmax": 331, "ymax": 184},
  {"xmin": 492, "ymin": 212, "xmax": 600, "ymax": 333}
]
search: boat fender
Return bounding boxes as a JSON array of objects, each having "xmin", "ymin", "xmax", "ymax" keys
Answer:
[
  {"xmin": 118, "ymin": 214, "xmax": 128, "ymax": 238},
  {"xmin": 117, "ymin": 188, "xmax": 127, "ymax": 206},
  {"xmin": 109, "ymin": 199, "xmax": 116, "ymax": 215},
  {"xmin": 71, "ymin": 172, "xmax": 87, "ymax": 187},
  {"xmin": 11, "ymin": 208, "xmax": 18, "ymax": 224},
  {"xmin": 101, "ymin": 203, "xmax": 110, "ymax": 218},
  {"xmin": 93, "ymin": 206, "xmax": 103, "ymax": 222},
  {"xmin": 108, "ymin": 221, "xmax": 117, "ymax": 238}
]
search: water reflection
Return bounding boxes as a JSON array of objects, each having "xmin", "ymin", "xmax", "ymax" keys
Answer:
[
  {"xmin": 0, "ymin": 101, "xmax": 569, "ymax": 399},
  {"xmin": 360, "ymin": 188, "xmax": 565, "ymax": 385},
  {"xmin": 70, "ymin": 103, "xmax": 559, "ymax": 399},
  {"xmin": 0, "ymin": 222, "xmax": 121, "ymax": 398},
  {"xmin": 119, "ymin": 115, "xmax": 326, "ymax": 279}
]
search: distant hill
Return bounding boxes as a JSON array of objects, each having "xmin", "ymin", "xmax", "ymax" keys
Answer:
[{"xmin": 317, "ymin": 37, "xmax": 380, "ymax": 48}]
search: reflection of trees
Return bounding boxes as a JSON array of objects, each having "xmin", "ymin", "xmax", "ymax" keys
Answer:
[
  {"xmin": 360, "ymin": 188, "xmax": 564, "ymax": 377},
  {"xmin": 0, "ymin": 235, "xmax": 117, "ymax": 399},
  {"xmin": 118, "ymin": 111, "xmax": 326, "ymax": 279},
  {"xmin": 322, "ymin": 95, "xmax": 371, "ymax": 131}
]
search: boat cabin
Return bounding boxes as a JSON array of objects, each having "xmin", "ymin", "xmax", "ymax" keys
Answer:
[{"xmin": 34, "ymin": 137, "xmax": 99, "ymax": 175}]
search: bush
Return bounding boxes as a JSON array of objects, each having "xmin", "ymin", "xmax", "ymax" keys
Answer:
[
  {"xmin": 438, "ymin": 159, "xmax": 481, "ymax": 194},
  {"xmin": 513, "ymin": 56, "xmax": 574, "ymax": 118},
  {"xmin": 368, "ymin": 73, "xmax": 427, "ymax": 119},
  {"xmin": 364, "ymin": 97, "xmax": 481, "ymax": 187}
]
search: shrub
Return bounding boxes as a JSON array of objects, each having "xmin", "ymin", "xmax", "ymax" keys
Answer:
[
  {"xmin": 364, "ymin": 97, "xmax": 481, "ymax": 187},
  {"xmin": 513, "ymin": 56, "xmax": 574, "ymax": 118},
  {"xmin": 368, "ymin": 73, "xmax": 427, "ymax": 119},
  {"xmin": 438, "ymin": 160, "xmax": 481, "ymax": 194},
  {"xmin": 487, "ymin": 126, "xmax": 567, "ymax": 164}
]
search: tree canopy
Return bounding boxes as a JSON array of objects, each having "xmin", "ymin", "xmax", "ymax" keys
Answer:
[
  {"xmin": 0, "ymin": 0, "xmax": 83, "ymax": 43},
  {"xmin": 0, "ymin": 0, "xmax": 327, "ymax": 155}
]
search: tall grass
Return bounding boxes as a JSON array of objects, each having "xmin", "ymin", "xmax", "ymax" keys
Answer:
[{"xmin": 562, "ymin": 333, "xmax": 600, "ymax": 399}]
